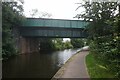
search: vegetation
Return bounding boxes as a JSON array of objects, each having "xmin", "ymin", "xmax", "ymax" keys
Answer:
[
  {"xmin": 29, "ymin": 9, "xmax": 52, "ymax": 18},
  {"xmin": 39, "ymin": 38, "xmax": 87, "ymax": 51},
  {"xmin": 39, "ymin": 38, "xmax": 73, "ymax": 51},
  {"xmin": 52, "ymin": 38, "xmax": 64, "ymax": 50},
  {"xmin": 71, "ymin": 38, "xmax": 84, "ymax": 48},
  {"xmin": 39, "ymin": 38, "xmax": 55, "ymax": 50},
  {"xmin": 63, "ymin": 41, "xmax": 73, "ymax": 49},
  {"xmin": 86, "ymin": 52, "xmax": 115, "ymax": 78},
  {"xmin": 2, "ymin": 2, "xmax": 24, "ymax": 59},
  {"xmin": 76, "ymin": 1, "xmax": 120, "ymax": 78}
]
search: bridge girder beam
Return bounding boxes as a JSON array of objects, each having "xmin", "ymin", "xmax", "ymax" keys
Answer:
[{"xmin": 20, "ymin": 27, "xmax": 88, "ymax": 38}]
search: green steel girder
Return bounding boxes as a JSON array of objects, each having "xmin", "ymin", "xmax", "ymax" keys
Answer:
[
  {"xmin": 20, "ymin": 27, "xmax": 88, "ymax": 38},
  {"xmin": 22, "ymin": 18, "xmax": 89, "ymax": 28},
  {"xmin": 20, "ymin": 18, "xmax": 89, "ymax": 38}
]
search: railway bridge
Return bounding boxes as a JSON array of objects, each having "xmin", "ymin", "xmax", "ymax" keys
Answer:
[{"xmin": 14, "ymin": 18, "xmax": 89, "ymax": 53}]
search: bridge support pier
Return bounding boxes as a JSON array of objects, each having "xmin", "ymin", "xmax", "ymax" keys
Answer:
[{"xmin": 20, "ymin": 37, "xmax": 39, "ymax": 54}]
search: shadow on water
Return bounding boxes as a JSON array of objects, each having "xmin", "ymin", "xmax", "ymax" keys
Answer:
[{"xmin": 3, "ymin": 48, "xmax": 81, "ymax": 78}]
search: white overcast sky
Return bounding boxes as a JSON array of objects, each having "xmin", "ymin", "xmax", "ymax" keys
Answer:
[
  {"xmin": 23, "ymin": 0, "xmax": 84, "ymax": 20},
  {"xmin": 23, "ymin": 0, "xmax": 84, "ymax": 41}
]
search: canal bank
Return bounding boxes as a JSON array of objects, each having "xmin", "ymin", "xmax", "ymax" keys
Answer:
[
  {"xmin": 52, "ymin": 51, "xmax": 89, "ymax": 79},
  {"xmin": 3, "ymin": 48, "xmax": 81, "ymax": 78}
]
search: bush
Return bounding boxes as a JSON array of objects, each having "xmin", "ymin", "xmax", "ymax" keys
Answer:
[{"xmin": 71, "ymin": 39, "xmax": 84, "ymax": 48}]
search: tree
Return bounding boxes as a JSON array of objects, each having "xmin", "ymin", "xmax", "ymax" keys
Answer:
[
  {"xmin": 29, "ymin": 9, "xmax": 52, "ymax": 18},
  {"xmin": 39, "ymin": 12, "xmax": 52, "ymax": 18},
  {"xmin": 75, "ymin": 2, "xmax": 118, "ymax": 38},
  {"xmin": 75, "ymin": 1, "xmax": 120, "ymax": 77},
  {"xmin": 71, "ymin": 39, "xmax": 84, "ymax": 48},
  {"xmin": 63, "ymin": 41, "xmax": 73, "ymax": 49},
  {"xmin": 39, "ymin": 38, "xmax": 55, "ymax": 50},
  {"xmin": 29, "ymin": 9, "xmax": 38, "ymax": 18},
  {"xmin": 52, "ymin": 38, "xmax": 64, "ymax": 50},
  {"xmin": 2, "ymin": 2, "xmax": 24, "ymax": 59}
]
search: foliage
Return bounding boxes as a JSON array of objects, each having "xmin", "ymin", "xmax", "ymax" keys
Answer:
[
  {"xmin": 52, "ymin": 38, "xmax": 64, "ymax": 50},
  {"xmin": 86, "ymin": 52, "xmax": 115, "ymax": 78},
  {"xmin": 63, "ymin": 41, "xmax": 73, "ymax": 49},
  {"xmin": 2, "ymin": 2, "xmax": 24, "ymax": 59},
  {"xmin": 71, "ymin": 38, "xmax": 84, "ymax": 48},
  {"xmin": 29, "ymin": 9, "xmax": 52, "ymax": 18},
  {"xmin": 39, "ymin": 38, "xmax": 73, "ymax": 51},
  {"xmin": 39, "ymin": 38, "xmax": 54, "ymax": 50},
  {"xmin": 76, "ymin": 1, "xmax": 120, "ymax": 78},
  {"xmin": 29, "ymin": 9, "xmax": 38, "ymax": 18}
]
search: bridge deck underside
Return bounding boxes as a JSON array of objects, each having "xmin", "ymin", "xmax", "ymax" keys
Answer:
[{"xmin": 20, "ymin": 27, "xmax": 88, "ymax": 38}]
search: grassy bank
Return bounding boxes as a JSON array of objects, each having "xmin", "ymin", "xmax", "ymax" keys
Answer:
[{"xmin": 86, "ymin": 52, "xmax": 115, "ymax": 79}]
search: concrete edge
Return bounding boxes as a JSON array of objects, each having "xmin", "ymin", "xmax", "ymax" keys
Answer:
[{"xmin": 51, "ymin": 50, "xmax": 82, "ymax": 80}]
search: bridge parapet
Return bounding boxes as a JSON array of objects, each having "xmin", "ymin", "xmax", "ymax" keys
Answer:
[{"xmin": 21, "ymin": 18, "xmax": 89, "ymax": 29}]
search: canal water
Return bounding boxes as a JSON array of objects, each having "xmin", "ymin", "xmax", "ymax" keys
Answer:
[{"xmin": 3, "ymin": 48, "xmax": 81, "ymax": 78}]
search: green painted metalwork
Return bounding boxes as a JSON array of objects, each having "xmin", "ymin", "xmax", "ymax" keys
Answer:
[
  {"xmin": 20, "ymin": 18, "xmax": 89, "ymax": 38},
  {"xmin": 22, "ymin": 18, "xmax": 89, "ymax": 28},
  {"xmin": 20, "ymin": 27, "xmax": 87, "ymax": 38}
]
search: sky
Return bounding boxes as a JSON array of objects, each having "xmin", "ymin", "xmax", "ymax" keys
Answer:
[
  {"xmin": 23, "ymin": 0, "xmax": 84, "ymax": 41},
  {"xmin": 23, "ymin": 0, "xmax": 84, "ymax": 20}
]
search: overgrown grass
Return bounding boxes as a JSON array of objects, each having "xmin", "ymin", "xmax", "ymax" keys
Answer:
[{"xmin": 86, "ymin": 52, "xmax": 115, "ymax": 79}]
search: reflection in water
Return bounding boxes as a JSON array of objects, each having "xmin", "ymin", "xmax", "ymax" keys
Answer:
[{"xmin": 3, "ymin": 48, "xmax": 81, "ymax": 78}]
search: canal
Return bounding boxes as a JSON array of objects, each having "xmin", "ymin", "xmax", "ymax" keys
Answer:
[{"xmin": 3, "ymin": 48, "xmax": 81, "ymax": 78}]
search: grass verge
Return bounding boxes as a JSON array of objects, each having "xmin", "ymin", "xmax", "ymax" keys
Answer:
[{"xmin": 86, "ymin": 52, "xmax": 115, "ymax": 79}]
